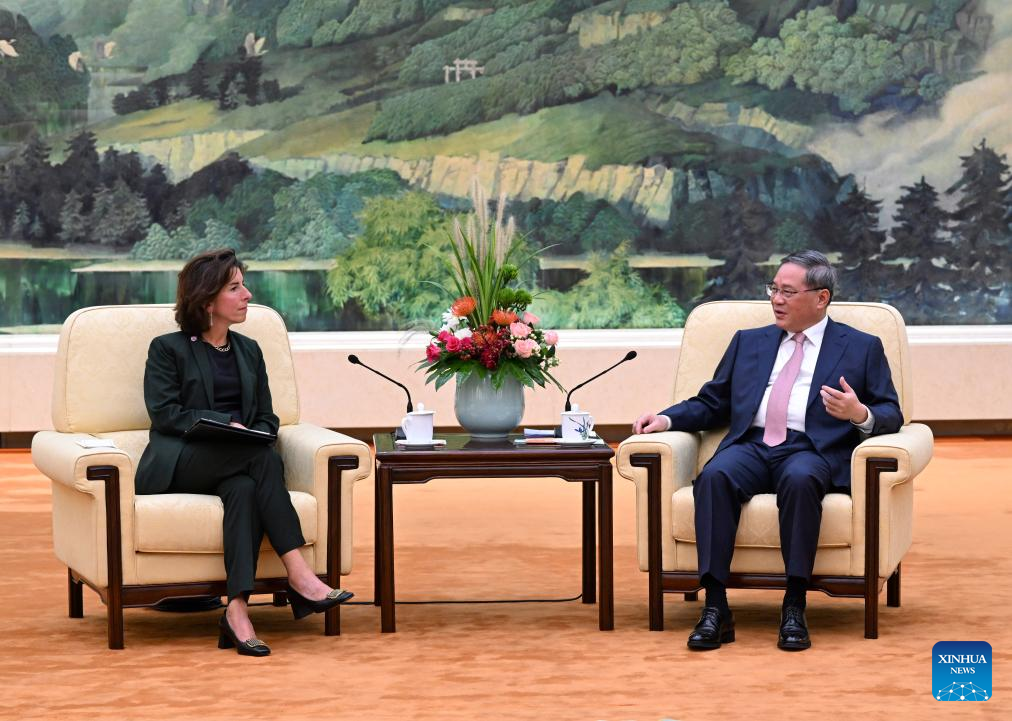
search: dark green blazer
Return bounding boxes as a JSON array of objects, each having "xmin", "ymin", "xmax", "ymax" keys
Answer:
[{"xmin": 135, "ymin": 330, "xmax": 280, "ymax": 495}]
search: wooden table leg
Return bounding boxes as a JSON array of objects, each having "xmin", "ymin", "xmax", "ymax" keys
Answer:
[
  {"xmin": 598, "ymin": 463, "xmax": 614, "ymax": 630},
  {"xmin": 378, "ymin": 465, "xmax": 396, "ymax": 632},
  {"xmin": 374, "ymin": 465, "xmax": 382, "ymax": 607},
  {"xmin": 582, "ymin": 481, "xmax": 596, "ymax": 604}
]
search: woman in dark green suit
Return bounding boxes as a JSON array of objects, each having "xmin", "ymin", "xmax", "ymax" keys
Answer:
[{"xmin": 135, "ymin": 249, "xmax": 352, "ymax": 657}]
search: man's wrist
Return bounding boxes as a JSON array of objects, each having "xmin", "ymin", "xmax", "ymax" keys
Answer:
[{"xmin": 850, "ymin": 405, "xmax": 869, "ymax": 424}]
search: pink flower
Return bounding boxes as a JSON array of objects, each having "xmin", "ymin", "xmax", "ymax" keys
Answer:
[
  {"xmin": 445, "ymin": 335, "xmax": 462, "ymax": 353},
  {"xmin": 460, "ymin": 336, "xmax": 474, "ymax": 350},
  {"xmin": 543, "ymin": 330, "xmax": 559, "ymax": 346},
  {"xmin": 523, "ymin": 311, "xmax": 540, "ymax": 325},
  {"xmin": 437, "ymin": 330, "xmax": 452, "ymax": 343},
  {"xmin": 513, "ymin": 338, "xmax": 538, "ymax": 359},
  {"xmin": 509, "ymin": 321, "xmax": 531, "ymax": 339},
  {"xmin": 426, "ymin": 344, "xmax": 441, "ymax": 362}
]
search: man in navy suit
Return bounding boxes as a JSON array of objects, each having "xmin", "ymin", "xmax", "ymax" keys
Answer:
[{"xmin": 633, "ymin": 250, "xmax": 902, "ymax": 651}]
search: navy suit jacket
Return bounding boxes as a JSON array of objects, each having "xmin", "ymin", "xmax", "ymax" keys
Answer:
[
  {"xmin": 660, "ymin": 317, "xmax": 902, "ymax": 490},
  {"xmin": 134, "ymin": 330, "xmax": 279, "ymax": 495}
]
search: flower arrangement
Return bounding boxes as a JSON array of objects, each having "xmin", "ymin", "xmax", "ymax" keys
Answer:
[{"xmin": 420, "ymin": 182, "xmax": 562, "ymax": 391}]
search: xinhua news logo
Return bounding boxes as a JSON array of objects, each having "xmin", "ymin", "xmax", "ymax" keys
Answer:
[{"xmin": 932, "ymin": 641, "xmax": 991, "ymax": 701}]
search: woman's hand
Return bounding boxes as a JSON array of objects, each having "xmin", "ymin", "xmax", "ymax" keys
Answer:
[{"xmin": 229, "ymin": 422, "xmax": 247, "ymax": 429}]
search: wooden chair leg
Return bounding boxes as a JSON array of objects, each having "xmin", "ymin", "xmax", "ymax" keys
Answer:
[
  {"xmin": 68, "ymin": 570, "xmax": 83, "ymax": 618},
  {"xmin": 887, "ymin": 564, "xmax": 901, "ymax": 608},
  {"xmin": 107, "ymin": 592, "xmax": 124, "ymax": 650},
  {"xmin": 684, "ymin": 591, "xmax": 698, "ymax": 602}
]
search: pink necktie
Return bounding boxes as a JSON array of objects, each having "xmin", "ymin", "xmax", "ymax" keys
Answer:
[{"xmin": 763, "ymin": 332, "xmax": 806, "ymax": 447}]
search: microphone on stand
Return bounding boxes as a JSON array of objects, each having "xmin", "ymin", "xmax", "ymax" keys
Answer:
[
  {"xmin": 564, "ymin": 350, "xmax": 637, "ymax": 411},
  {"xmin": 347, "ymin": 354, "xmax": 413, "ymax": 439},
  {"xmin": 555, "ymin": 351, "xmax": 638, "ymax": 437}
]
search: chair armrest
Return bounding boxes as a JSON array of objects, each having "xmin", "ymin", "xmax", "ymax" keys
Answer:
[
  {"xmin": 31, "ymin": 431, "xmax": 136, "ymax": 496},
  {"xmin": 851, "ymin": 423, "xmax": 934, "ymax": 490},
  {"xmin": 849, "ymin": 423, "xmax": 934, "ymax": 577},
  {"xmin": 617, "ymin": 431, "xmax": 701, "ymax": 572},
  {"xmin": 275, "ymin": 424, "xmax": 371, "ymax": 496},
  {"xmin": 275, "ymin": 424, "xmax": 372, "ymax": 576}
]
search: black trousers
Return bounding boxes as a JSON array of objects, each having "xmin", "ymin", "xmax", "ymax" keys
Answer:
[
  {"xmin": 693, "ymin": 427, "xmax": 832, "ymax": 585},
  {"xmin": 170, "ymin": 442, "xmax": 305, "ymax": 601}
]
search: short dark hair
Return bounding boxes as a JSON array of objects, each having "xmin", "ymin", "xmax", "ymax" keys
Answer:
[
  {"xmin": 175, "ymin": 248, "xmax": 246, "ymax": 335},
  {"xmin": 779, "ymin": 249, "xmax": 837, "ymax": 302}
]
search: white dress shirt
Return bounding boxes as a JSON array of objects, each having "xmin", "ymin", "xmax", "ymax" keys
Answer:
[{"xmin": 660, "ymin": 315, "xmax": 875, "ymax": 434}]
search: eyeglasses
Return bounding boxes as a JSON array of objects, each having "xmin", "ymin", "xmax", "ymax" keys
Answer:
[{"xmin": 765, "ymin": 283, "xmax": 825, "ymax": 300}]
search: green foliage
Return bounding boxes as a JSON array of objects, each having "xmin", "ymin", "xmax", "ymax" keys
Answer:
[
  {"xmin": 0, "ymin": 11, "xmax": 89, "ymax": 121},
  {"xmin": 398, "ymin": 0, "xmax": 565, "ymax": 84},
  {"xmin": 326, "ymin": 191, "xmax": 453, "ymax": 324},
  {"xmin": 533, "ymin": 242, "xmax": 686, "ymax": 328},
  {"xmin": 130, "ymin": 220, "xmax": 242, "ymax": 260},
  {"xmin": 276, "ymin": 0, "xmax": 356, "ymax": 47},
  {"xmin": 726, "ymin": 8, "xmax": 911, "ymax": 114},
  {"xmin": 91, "ymin": 179, "xmax": 151, "ymax": 247},
  {"xmin": 255, "ymin": 169, "xmax": 406, "ymax": 260},
  {"xmin": 312, "ymin": 0, "xmax": 422, "ymax": 46},
  {"xmin": 773, "ymin": 214, "xmax": 816, "ymax": 254},
  {"xmin": 516, "ymin": 193, "xmax": 637, "ymax": 255},
  {"xmin": 369, "ymin": 0, "xmax": 751, "ymax": 141},
  {"xmin": 186, "ymin": 170, "xmax": 293, "ymax": 249},
  {"xmin": 947, "ymin": 139, "xmax": 1012, "ymax": 274}
]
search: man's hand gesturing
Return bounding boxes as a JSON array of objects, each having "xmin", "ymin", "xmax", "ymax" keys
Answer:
[
  {"xmin": 633, "ymin": 413, "xmax": 669, "ymax": 435},
  {"xmin": 820, "ymin": 376, "xmax": 869, "ymax": 424}
]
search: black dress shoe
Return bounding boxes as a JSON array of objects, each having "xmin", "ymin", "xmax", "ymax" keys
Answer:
[
  {"xmin": 285, "ymin": 583, "xmax": 354, "ymax": 620},
  {"xmin": 778, "ymin": 604, "xmax": 812, "ymax": 651},
  {"xmin": 217, "ymin": 613, "xmax": 270, "ymax": 657},
  {"xmin": 687, "ymin": 606, "xmax": 735, "ymax": 650}
]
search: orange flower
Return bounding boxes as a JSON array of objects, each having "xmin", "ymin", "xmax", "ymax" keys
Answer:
[
  {"xmin": 490, "ymin": 309, "xmax": 518, "ymax": 326},
  {"xmin": 451, "ymin": 296, "xmax": 476, "ymax": 317}
]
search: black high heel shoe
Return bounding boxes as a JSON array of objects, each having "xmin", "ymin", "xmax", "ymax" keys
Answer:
[
  {"xmin": 285, "ymin": 583, "xmax": 354, "ymax": 620},
  {"xmin": 217, "ymin": 613, "xmax": 271, "ymax": 657}
]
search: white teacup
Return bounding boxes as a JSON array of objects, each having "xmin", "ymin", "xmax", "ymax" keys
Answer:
[
  {"xmin": 401, "ymin": 403, "xmax": 435, "ymax": 443},
  {"xmin": 561, "ymin": 410, "xmax": 595, "ymax": 441}
]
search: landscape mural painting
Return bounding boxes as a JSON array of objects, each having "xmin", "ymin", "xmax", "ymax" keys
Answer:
[{"xmin": 0, "ymin": 0, "xmax": 1009, "ymax": 333}]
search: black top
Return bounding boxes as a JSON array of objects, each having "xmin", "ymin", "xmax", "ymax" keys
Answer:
[{"xmin": 205, "ymin": 340, "xmax": 242, "ymax": 423}]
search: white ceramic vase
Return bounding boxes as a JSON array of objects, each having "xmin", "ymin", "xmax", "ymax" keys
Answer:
[{"xmin": 454, "ymin": 374, "xmax": 525, "ymax": 439}]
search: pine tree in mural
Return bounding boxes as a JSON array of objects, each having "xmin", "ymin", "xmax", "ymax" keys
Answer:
[
  {"xmin": 701, "ymin": 184, "xmax": 776, "ymax": 302},
  {"xmin": 59, "ymin": 131, "xmax": 100, "ymax": 202},
  {"xmin": 882, "ymin": 177, "xmax": 957, "ymax": 323},
  {"xmin": 186, "ymin": 58, "xmax": 211, "ymax": 99},
  {"xmin": 58, "ymin": 190, "xmax": 90, "ymax": 245},
  {"xmin": 835, "ymin": 185, "xmax": 887, "ymax": 301},
  {"xmin": 91, "ymin": 180, "xmax": 151, "ymax": 248},
  {"xmin": 946, "ymin": 139, "xmax": 1012, "ymax": 321},
  {"xmin": 947, "ymin": 139, "xmax": 1011, "ymax": 275}
]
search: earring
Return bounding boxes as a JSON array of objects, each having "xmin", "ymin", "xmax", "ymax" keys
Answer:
[{"xmin": 209, "ymin": 310, "xmax": 213, "ymax": 328}]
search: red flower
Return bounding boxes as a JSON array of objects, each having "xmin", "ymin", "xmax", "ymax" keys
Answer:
[
  {"xmin": 425, "ymin": 344, "xmax": 441, "ymax": 362},
  {"xmin": 460, "ymin": 336, "xmax": 474, "ymax": 350},
  {"xmin": 451, "ymin": 296, "xmax": 476, "ymax": 317},
  {"xmin": 437, "ymin": 330, "xmax": 452, "ymax": 343},
  {"xmin": 445, "ymin": 335, "xmax": 462, "ymax": 353}
]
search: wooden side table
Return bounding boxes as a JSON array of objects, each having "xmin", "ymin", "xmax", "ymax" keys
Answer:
[{"xmin": 372, "ymin": 433, "xmax": 615, "ymax": 632}]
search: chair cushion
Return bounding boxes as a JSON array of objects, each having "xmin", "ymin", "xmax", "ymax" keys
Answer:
[
  {"xmin": 671, "ymin": 487, "xmax": 852, "ymax": 548},
  {"xmin": 134, "ymin": 491, "xmax": 317, "ymax": 552}
]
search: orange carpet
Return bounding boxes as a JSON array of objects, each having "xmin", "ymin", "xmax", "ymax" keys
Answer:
[{"xmin": 1, "ymin": 439, "xmax": 1009, "ymax": 720}]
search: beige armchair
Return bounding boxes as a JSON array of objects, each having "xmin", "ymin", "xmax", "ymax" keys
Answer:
[
  {"xmin": 32, "ymin": 304, "xmax": 372, "ymax": 649},
  {"xmin": 616, "ymin": 301, "xmax": 933, "ymax": 638}
]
